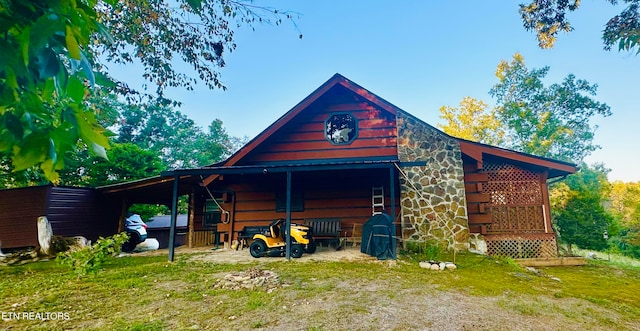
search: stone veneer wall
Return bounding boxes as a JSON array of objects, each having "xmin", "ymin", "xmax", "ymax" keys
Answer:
[{"xmin": 397, "ymin": 112, "xmax": 469, "ymax": 250}]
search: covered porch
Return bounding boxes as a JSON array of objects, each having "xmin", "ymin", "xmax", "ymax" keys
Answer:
[{"xmin": 103, "ymin": 160, "xmax": 403, "ymax": 261}]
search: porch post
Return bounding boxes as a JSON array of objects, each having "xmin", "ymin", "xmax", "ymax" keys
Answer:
[
  {"xmin": 540, "ymin": 171, "xmax": 552, "ymax": 233},
  {"xmin": 117, "ymin": 198, "xmax": 128, "ymax": 233},
  {"xmin": 168, "ymin": 175, "xmax": 179, "ymax": 262},
  {"xmin": 389, "ymin": 165, "xmax": 396, "ymax": 249},
  {"xmin": 285, "ymin": 171, "xmax": 292, "ymax": 260},
  {"xmin": 188, "ymin": 190, "xmax": 195, "ymax": 248}
]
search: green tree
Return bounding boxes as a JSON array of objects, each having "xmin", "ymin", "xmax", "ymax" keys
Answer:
[
  {"xmin": 116, "ymin": 102, "xmax": 234, "ymax": 168},
  {"xmin": 438, "ymin": 96, "xmax": 505, "ymax": 145},
  {"xmin": 554, "ymin": 190, "xmax": 611, "ymax": 255},
  {"xmin": 609, "ymin": 181, "xmax": 640, "ymax": 227},
  {"xmin": 0, "ymin": 0, "xmax": 297, "ymax": 182},
  {"xmin": 551, "ymin": 164, "xmax": 614, "ymax": 255},
  {"xmin": 196, "ymin": 119, "xmax": 238, "ymax": 166},
  {"xmin": 520, "ymin": 0, "xmax": 640, "ymax": 53},
  {"xmin": 489, "ymin": 53, "xmax": 611, "ymax": 164},
  {"xmin": 58, "ymin": 142, "xmax": 170, "ymax": 223},
  {"xmin": 607, "ymin": 180, "xmax": 640, "ymax": 257},
  {"xmin": 59, "ymin": 143, "xmax": 163, "ymax": 187}
]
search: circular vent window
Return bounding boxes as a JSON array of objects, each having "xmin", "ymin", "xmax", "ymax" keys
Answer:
[{"xmin": 325, "ymin": 113, "xmax": 358, "ymax": 145}]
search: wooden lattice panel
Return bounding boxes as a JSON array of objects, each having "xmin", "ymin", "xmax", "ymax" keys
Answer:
[
  {"xmin": 482, "ymin": 162, "xmax": 545, "ymax": 234},
  {"xmin": 485, "ymin": 233, "xmax": 557, "ymax": 258},
  {"xmin": 488, "ymin": 206, "xmax": 546, "ymax": 233}
]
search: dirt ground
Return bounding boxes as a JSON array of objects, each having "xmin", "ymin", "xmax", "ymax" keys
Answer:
[{"xmin": 136, "ymin": 244, "xmax": 381, "ymax": 264}]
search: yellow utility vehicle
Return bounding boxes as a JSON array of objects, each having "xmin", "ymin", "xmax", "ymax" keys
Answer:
[{"xmin": 249, "ymin": 219, "xmax": 316, "ymax": 258}]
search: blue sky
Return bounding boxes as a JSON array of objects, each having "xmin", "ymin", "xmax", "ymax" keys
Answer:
[{"xmin": 111, "ymin": 1, "xmax": 640, "ymax": 182}]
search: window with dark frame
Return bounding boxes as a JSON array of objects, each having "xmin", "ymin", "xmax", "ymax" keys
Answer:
[
  {"xmin": 275, "ymin": 189, "xmax": 304, "ymax": 212},
  {"xmin": 203, "ymin": 199, "xmax": 222, "ymax": 227}
]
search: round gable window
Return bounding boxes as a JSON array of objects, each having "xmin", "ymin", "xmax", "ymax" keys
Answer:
[{"xmin": 325, "ymin": 113, "xmax": 358, "ymax": 145}]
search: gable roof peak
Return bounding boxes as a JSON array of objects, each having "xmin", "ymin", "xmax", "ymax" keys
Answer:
[{"xmin": 218, "ymin": 73, "xmax": 402, "ymax": 168}]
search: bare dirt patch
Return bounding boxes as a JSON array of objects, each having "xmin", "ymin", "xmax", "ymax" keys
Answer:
[{"xmin": 137, "ymin": 245, "xmax": 382, "ymax": 264}]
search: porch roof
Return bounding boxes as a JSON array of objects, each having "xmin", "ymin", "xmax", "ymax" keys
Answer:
[
  {"xmin": 98, "ymin": 159, "xmax": 404, "ymax": 204},
  {"xmin": 161, "ymin": 159, "xmax": 401, "ymax": 178}
]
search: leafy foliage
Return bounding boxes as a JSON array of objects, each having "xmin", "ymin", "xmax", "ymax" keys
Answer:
[
  {"xmin": 602, "ymin": 1, "xmax": 640, "ymax": 53},
  {"xmin": 115, "ymin": 102, "xmax": 236, "ymax": 168},
  {"xmin": 520, "ymin": 0, "xmax": 640, "ymax": 54},
  {"xmin": 0, "ymin": 0, "xmax": 112, "ymax": 182},
  {"xmin": 128, "ymin": 203, "xmax": 170, "ymax": 223},
  {"xmin": 439, "ymin": 53, "xmax": 610, "ymax": 164},
  {"xmin": 489, "ymin": 53, "xmax": 611, "ymax": 164},
  {"xmin": 0, "ymin": 153, "xmax": 48, "ymax": 188},
  {"xmin": 96, "ymin": 0, "xmax": 300, "ymax": 96},
  {"xmin": 554, "ymin": 190, "xmax": 611, "ymax": 254},
  {"xmin": 609, "ymin": 181, "xmax": 640, "ymax": 227},
  {"xmin": 551, "ymin": 164, "xmax": 613, "ymax": 255},
  {"xmin": 58, "ymin": 143, "xmax": 164, "ymax": 187},
  {"xmin": 519, "ymin": 0, "xmax": 581, "ymax": 49},
  {"xmin": 437, "ymin": 96, "xmax": 505, "ymax": 145},
  {"xmin": 56, "ymin": 232, "xmax": 130, "ymax": 277},
  {"xmin": 0, "ymin": 0, "xmax": 297, "ymax": 182},
  {"xmin": 607, "ymin": 181, "xmax": 640, "ymax": 257}
]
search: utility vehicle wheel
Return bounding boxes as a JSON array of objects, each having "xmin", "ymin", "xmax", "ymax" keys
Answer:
[
  {"xmin": 291, "ymin": 244, "xmax": 304, "ymax": 258},
  {"xmin": 305, "ymin": 241, "xmax": 317, "ymax": 254},
  {"xmin": 250, "ymin": 240, "xmax": 266, "ymax": 258}
]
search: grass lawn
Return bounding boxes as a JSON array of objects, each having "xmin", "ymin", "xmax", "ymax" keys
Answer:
[{"xmin": 1, "ymin": 249, "xmax": 639, "ymax": 330}]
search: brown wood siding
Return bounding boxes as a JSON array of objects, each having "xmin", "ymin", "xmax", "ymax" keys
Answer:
[
  {"xmin": 240, "ymin": 86, "xmax": 398, "ymax": 165},
  {"xmin": 203, "ymin": 168, "xmax": 400, "ymax": 243},
  {"xmin": 0, "ymin": 186, "xmax": 49, "ymax": 248},
  {"xmin": 463, "ymin": 158, "xmax": 491, "ymax": 234}
]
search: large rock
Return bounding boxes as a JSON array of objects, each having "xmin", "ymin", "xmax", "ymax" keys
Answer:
[{"xmin": 37, "ymin": 216, "xmax": 53, "ymax": 255}]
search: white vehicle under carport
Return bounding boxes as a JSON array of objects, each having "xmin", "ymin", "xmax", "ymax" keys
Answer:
[{"xmin": 122, "ymin": 214, "xmax": 148, "ymax": 252}]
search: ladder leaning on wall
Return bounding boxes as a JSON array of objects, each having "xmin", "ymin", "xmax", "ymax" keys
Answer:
[{"xmin": 372, "ymin": 186, "xmax": 384, "ymax": 215}]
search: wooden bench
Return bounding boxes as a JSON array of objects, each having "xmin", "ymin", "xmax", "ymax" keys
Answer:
[{"xmin": 305, "ymin": 218, "xmax": 342, "ymax": 248}]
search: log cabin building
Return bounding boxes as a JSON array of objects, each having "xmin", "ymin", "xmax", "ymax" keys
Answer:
[{"xmin": 100, "ymin": 74, "xmax": 577, "ymax": 259}]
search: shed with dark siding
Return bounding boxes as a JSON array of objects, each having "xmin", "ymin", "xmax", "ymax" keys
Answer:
[{"xmin": 0, "ymin": 185, "xmax": 120, "ymax": 249}]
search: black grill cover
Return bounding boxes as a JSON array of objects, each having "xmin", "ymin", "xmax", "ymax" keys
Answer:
[{"xmin": 361, "ymin": 213, "xmax": 396, "ymax": 260}]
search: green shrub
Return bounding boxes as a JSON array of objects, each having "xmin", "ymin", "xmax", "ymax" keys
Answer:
[
  {"xmin": 402, "ymin": 239, "xmax": 444, "ymax": 261},
  {"xmin": 56, "ymin": 232, "xmax": 129, "ymax": 277}
]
